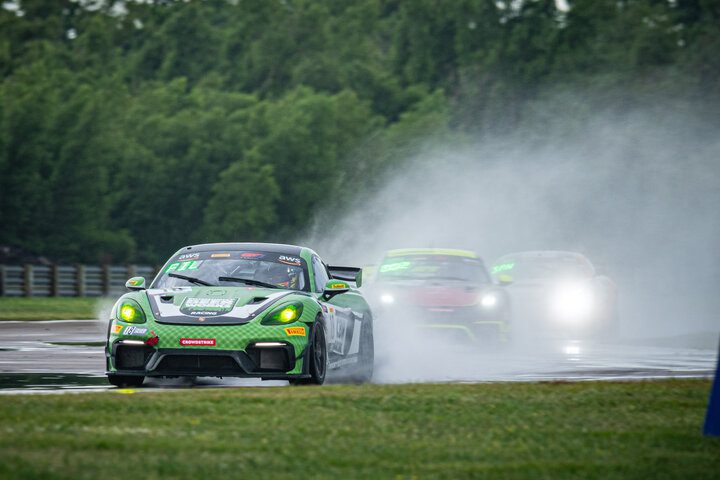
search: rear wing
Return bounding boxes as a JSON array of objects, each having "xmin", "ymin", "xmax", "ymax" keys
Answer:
[{"xmin": 328, "ymin": 266, "xmax": 363, "ymax": 287}]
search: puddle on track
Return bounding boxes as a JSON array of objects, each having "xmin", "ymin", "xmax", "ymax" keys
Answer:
[{"xmin": 0, "ymin": 373, "xmax": 109, "ymax": 391}]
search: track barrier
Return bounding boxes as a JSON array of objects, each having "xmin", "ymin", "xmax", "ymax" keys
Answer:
[{"xmin": 0, "ymin": 264, "xmax": 157, "ymax": 297}]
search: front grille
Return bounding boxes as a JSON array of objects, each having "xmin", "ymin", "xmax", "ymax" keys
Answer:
[
  {"xmin": 155, "ymin": 354, "xmax": 242, "ymax": 374},
  {"xmin": 115, "ymin": 345, "xmax": 153, "ymax": 369},
  {"xmin": 245, "ymin": 345, "xmax": 295, "ymax": 372},
  {"xmin": 421, "ymin": 305, "xmax": 484, "ymax": 323}
]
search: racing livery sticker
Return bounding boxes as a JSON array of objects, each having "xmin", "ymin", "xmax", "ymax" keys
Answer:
[
  {"xmin": 123, "ymin": 326, "xmax": 148, "ymax": 336},
  {"xmin": 180, "ymin": 297, "xmax": 236, "ymax": 317},
  {"xmin": 491, "ymin": 262, "xmax": 515, "ymax": 274},
  {"xmin": 240, "ymin": 252, "xmax": 265, "ymax": 258},
  {"xmin": 278, "ymin": 255, "xmax": 302, "ymax": 266},
  {"xmin": 166, "ymin": 260, "xmax": 202, "ymax": 273},
  {"xmin": 178, "ymin": 253, "xmax": 200, "ymax": 261},
  {"xmin": 284, "ymin": 326, "xmax": 306, "ymax": 336},
  {"xmin": 211, "ymin": 253, "xmax": 231, "ymax": 258},
  {"xmin": 112, "ymin": 325, "xmax": 123, "ymax": 334},
  {"xmin": 380, "ymin": 261, "xmax": 411, "ymax": 273},
  {"xmin": 180, "ymin": 338, "xmax": 216, "ymax": 346}
]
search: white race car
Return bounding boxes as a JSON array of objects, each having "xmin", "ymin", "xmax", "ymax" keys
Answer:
[{"xmin": 490, "ymin": 251, "xmax": 617, "ymax": 339}]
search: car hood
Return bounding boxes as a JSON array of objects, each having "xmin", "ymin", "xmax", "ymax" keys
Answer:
[
  {"xmin": 380, "ymin": 282, "xmax": 487, "ymax": 308},
  {"xmin": 144, "ymin": 286, "xmax": 295, "ymax": 325}
]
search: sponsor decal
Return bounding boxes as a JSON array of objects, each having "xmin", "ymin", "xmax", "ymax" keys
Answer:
[
  {"xmin": 491, "ymin": 262, "xmax": 515, "ymax": 274},
  {"xmin": 112, "ymin": 325, "xmax": 123, "ymax": 334},
  {"xmin": 180, "ymin": 297, "xmax": 236, "ymax": 316},
  {"xmin": 166, "ymin": 260, "xmax": 202, "ymax": 273},
  {"xmin": 124, "ymin": 326, "xmax": 148, "ymax": 336},
  {"xmin": 284, "ymin": 326, "xmax": 306, "ymax": 336},
  {"xmin": 180, "ymin": 338, "xmax": 216, "ymax": 346},
  {"xmin": 128, "ymin": 279, "xmax": 142, "ymax": 286},
  {"xmin": 278, "ymin": 255, "xmax": 302, "ymax": 266},
  {"xmin": 240, "ymin": 252, "xmax": 265, "ymax": 258},
  {"xmin": 178, "ymin": 253, "xmax": 200, "ymax": 261},
  {"xmin": 211, "ymin": 253, "xmax": 231, "ymax": 258},
  {"xmin": 321, "ymin": 304, "xmax": 328, "ymax": 313},
  {"xmin": 379, "ymin": 261, "xmax": 411, "ymax": 273},
  {"xmin": 330, "ymin": 283, "xmax": 347, "ymax": 289},
  {"xmin": 328, "ymin": 357, "xmax": 359, "ymax": 369}
]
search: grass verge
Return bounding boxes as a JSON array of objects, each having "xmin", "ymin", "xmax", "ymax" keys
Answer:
[
  {"xmin": 0, "ymin": 380, "xmax": 718, "ymax": 479},
  {"xmin": 0, "ymin": 297, "xmax": 100, "ymax": 320}
]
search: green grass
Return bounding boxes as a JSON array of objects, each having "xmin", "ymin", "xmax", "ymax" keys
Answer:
[
  {"xmin": 0, "ymin": 297, "xmax": 101, "ymax": 320},
  {"xmin": 0, "ymin": 380, "xmax": 718, "ymax": 479}
]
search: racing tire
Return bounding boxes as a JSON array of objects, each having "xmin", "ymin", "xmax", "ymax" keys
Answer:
[
  {"xmin": 290, "ymin": 319, "xmax": 327, "ymax": 386},
  {"xmin": 107, "ymin": 374, "xmax": 145, "ymax": 388},
  {"xmin": 349, "ymin": 319, "xmax": 374, "ymax": 384}
]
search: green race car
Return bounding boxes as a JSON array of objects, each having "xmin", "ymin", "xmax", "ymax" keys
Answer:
[
  {"xmin": 371, "ymin": 248, "xmax": 511, "ymax": 344},
  {"xmin": 105, "ymin": 243, "xmax": 374, "ymax": 387}
]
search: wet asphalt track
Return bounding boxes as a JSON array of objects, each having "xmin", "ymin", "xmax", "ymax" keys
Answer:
[{"xmin": 0, "ymin": 320, "xmax": 717, "ymax": 394}]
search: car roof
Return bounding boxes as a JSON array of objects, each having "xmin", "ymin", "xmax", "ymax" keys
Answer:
[
  {"xmin": 174, "ymin": 242, "xmax": 304, "ymax": 256},
  {"xmin": 493, "ymin": 250, "xmax": 591, "ymax": 264},
  {"xmin": 385, "ymin": 248, "xmax": 479, "ymax": 259}
]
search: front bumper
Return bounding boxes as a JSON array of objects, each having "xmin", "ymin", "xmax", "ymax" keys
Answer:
[
  {"xmin": 419, "ymin": 320, "xmax": 509, "ymax": 343},
  {"xmin": 108, "ymin": 342, "xmax": 309, "ymax": 379},
  {"xmin": 381, "ymin": 305, "xmax": 510, "ymax": 343}
]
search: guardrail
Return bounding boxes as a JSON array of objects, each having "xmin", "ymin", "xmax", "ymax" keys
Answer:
[{"xmin": 0, "ymin": 265, "xmax": 158, "ymax": 297}]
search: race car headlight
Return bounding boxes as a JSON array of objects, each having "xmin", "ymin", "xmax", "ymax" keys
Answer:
[
  {"xmin": 480, "ymin": 293, "xmax": 498, "ymax": 309},
  {"xmin": 550, "ymin": 283, "xmax": 594, "ymax": 322},
  {"xmin": 117, "ymin": 299, "xmax": 146, "ymax": 324},
  {"xmin": 380, "ymin": 293, "xmax": 395, "ymax": 305},
  {"xmin": 261, "ymin": 302, "xmax": 304, "ymax": 325}
]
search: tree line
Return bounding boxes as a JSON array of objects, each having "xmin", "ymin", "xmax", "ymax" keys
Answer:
[{"xmin": 1, "ymin": 0, "xmax": 718, "ymax": 263}]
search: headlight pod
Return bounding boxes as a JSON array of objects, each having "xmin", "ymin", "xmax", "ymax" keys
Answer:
[
  {"xmin": 117, "ymin": 298, "xmax": 146, "ymax": 324},
  {"xmin": 261, "ymin": 302, "xmax": 304, "ymax": 325},
  {"xmin": 380, "ymin": 293, "xmax": 395, "ymax": 305},
  {"xmin": 480, "ymin": 292, "xmax": 499, "ymax": 309},
  {"xmin": 550, "ymin": 283, "xmax": 594, "ymax": 322}
]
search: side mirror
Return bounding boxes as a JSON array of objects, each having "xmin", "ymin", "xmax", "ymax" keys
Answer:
[
  {"xmin": 322, "ymin": 280, "xmax": 350, "ymax": 300},
  {"xmin": 126, "ymin": 277, "xmax": 147, "ymax": 291},
  {"xmin": 355, "ymin": 269, "xmax": 363, "ymax": 288},
  {"xmin": 362, "ymin": 265, "xmax": 376, "ymax": 284},
  {"xmin": 497, "ymin": 274, "xmax": 513, "ymax": 286}
]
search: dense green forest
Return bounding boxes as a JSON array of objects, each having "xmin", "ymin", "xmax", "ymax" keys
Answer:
[{"xmin": 1, "ymin": 0, "xmax": 718, "ymax": 264}]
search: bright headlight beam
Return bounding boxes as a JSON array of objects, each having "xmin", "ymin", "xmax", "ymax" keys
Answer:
[
  {"xmin": 550, "ymin": 283, "xmax": 594, "ymax": 322},
  {"xmin": 279, "ymin": 307, "xmax": 297, "ymax": 322},
  {"xmin": 380, "ymin": 294, "xmax": 395, "ymax": 304},
  {"xmin": 480, "ymin": 293, "xmax": 498, "ymax": 308},
  {"xmin": 120, "ymin": 306, "xmax": 135, "ymax": 321}
]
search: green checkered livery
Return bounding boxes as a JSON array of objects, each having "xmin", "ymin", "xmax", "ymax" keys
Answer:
[{"xmin": 107, "ymin": 291, "xmax": 317, "ymax": 375}]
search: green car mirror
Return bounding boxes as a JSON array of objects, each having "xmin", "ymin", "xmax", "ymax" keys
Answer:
[
  {"xmin": 125, "ymin": 276, "xmax": 147, "ymax": 291},
  {"xmin": 322, "ymin": 280, "xmax": 350, "ymax": 300},
  {"xmin": 497, "ymin": 274, "xmax": 513, "ymax": 286}
]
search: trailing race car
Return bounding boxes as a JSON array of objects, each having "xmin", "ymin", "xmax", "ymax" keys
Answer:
[
  {"xmin": 490, "ymin": 251, "xmax": 617, "ymax": 338},
  {"xmin": 370, "ymin": 248, "xmax": 511, "ymax": 343},
  {"xmin": 105, "ymin": 243, "xmax": 373, "ymax": 387}
]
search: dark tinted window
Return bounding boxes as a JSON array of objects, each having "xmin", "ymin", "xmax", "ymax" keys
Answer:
[
  {"xmin": 378, "ymin": 255, "xmax": 490, "ymax": 283},
  {"xmin": 312, "ymin": 255, "xmax": 330, "ymax": 292},
  {"xmin": 153, "ymin": 250, "xmax": 309, "ymax": 291}
]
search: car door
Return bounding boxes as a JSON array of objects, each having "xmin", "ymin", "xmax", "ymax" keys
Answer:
[{"xmin": 312, "ymin": 255, "xmax": 358, "ymax": 361}]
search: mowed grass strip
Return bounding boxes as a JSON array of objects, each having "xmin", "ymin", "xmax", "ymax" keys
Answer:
[
  {"xmin": 0, "ymin": 297, "xmax": 101, "ymax": 320},
  {"xmin": 1, "ymin": 380, "xmax": 718, "ymax": 479}
]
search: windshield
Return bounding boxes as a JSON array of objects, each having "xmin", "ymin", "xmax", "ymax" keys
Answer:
[
  {"xmin": 491, "ymin": 256, "xmax": 594, "ymax": 281},
  {"xmin": 377, "ymin": 255, "xmax": 490, "ymax": 283},
  {"xmin": 152, "ymin": 250, "xmax": 309, "ymax": 291}
]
